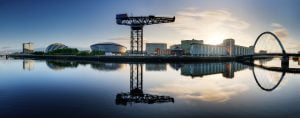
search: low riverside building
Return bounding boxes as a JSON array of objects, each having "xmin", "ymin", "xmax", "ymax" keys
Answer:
[
  {"xmin": 181, "ymin": 39, "xmax": 203, "ymax": 55},
  {"xmin": 259, "ymin": 50, "xmax": 267, "ymax": 54},
  {"xmin": 170, "ymin": 44, "xmax": 183, "ymax": 56},
  {"xmin": 146, "ymin": 43, "xmax": 167, "ymax": 55},
  {"xmin": 170, "ymin": 44, "xmax": 181, "ymax": 50},
  {"xmin": 190, "ymin": 39, "xmax": 254, "ymax": 56},
  {"xmin": 171, "ymin": 49, "xmax": 184, "ymax": 56},
  {"xmin": 157, "ymin": 49, "xmax": 171, "ymax": 55}
]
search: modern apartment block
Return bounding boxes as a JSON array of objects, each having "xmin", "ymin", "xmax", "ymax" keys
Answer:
[{"xmin": 22, "ymin": 42, "xmax": 34, "ymax": 54}]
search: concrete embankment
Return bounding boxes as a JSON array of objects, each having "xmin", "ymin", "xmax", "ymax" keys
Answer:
[{"xmin": 8, "ymin": 55, "xmax": 236, "ymax": 62}]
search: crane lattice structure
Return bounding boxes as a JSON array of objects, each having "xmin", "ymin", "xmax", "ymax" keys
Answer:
[{"xmin": 116, "ymin": 14, "xmax": 175, "ymax": 54}]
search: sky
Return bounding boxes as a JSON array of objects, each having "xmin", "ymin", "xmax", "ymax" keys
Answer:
[{"xmin": 0, "ymin": 0, "xmax": 299, "ymax": 52}]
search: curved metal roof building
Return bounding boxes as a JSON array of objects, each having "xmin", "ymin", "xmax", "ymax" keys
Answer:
[
  {"xmin": 90, "ymin": 42, "xmax": 127, "ymax": 54},
  {"xmin": 45, "ymin": 43, "xmax": 68, "ymax": 53}
]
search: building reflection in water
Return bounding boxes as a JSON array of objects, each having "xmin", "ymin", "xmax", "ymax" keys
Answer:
[
  {"xmin": 180, "ymin": 62, "xmax": 248, "ymax": 78},
  {"xmin": 115, "ymin": 63, "xmax": 174, "ymax": 106},
  {"xmin": 46, "ymin": 61, "xmax": 79, "ymax": 71},
  {"xmin": 170, "ymin": 63, "xmax": 182, "ymax": 71},
  {"xmin": 45, "ymin": 60, "xmax": 125, "ymax": 71},
  {"xmin": 90, "ymin": 62, "xmax": 124, "ymax": 71},
  {"xmin": 292, "ymin": 57, "xmax": 300, "ymax": 65},
  {"xmin": 23, "ymin": 60, "xmax": 35, "ymax": 71},
  {"xmin": 145, "ymin": 63, "xmax": 167, "ymax": 71},
  {"xmin": 258, "ymin": 58, "xmax": 273, "ymax": 65}
]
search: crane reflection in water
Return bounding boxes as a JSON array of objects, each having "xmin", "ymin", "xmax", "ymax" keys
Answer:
[{"xmin": 115, "ymin": 63, "xmax": 175, "ymax": 106}]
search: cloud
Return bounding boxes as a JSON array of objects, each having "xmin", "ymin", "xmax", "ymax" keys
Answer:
[
  {"xmin": 1, "ymin": 46, "xmax": 11, "ymax": 49},
  {"xmin": 149, "ymin": 78, "xmax": 249, "ymax": 103},
  {"xmin": 271, "ymin": 23, "xmax": 289, "ymax": 39},
  {"xmin": 271, "ymin": 23, "xmax": 283, "ymax": 28},
  {"xmin": 166, "ymin": 8, "xmax": 251, "ymax": 45},
  {"xmin": 271, "ymin": 23, "xmax": 300, "ymax": 52},
  {"xmin": 274, "ymin": 28, "xmax": 288, "ymax": 39}
]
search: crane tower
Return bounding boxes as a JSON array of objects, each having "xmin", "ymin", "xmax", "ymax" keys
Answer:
[{"xmin": 116, "ymin": 14, "xmax": 175, "ymax": 54}]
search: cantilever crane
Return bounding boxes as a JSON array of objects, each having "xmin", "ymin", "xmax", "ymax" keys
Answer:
[{"xmin": 116, "ymin": 14, "xmax": 175, "ymax": 54}]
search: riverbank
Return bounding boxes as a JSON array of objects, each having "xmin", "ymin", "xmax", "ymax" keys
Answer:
[{"xmin": 8, "ymin": 54, "xmax": 236, "ymax": 62}]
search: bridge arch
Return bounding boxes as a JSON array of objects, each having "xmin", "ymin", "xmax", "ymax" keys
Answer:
[{"xmin": 253, "ymin": 31, "xmax": 287, "ymax": 56}]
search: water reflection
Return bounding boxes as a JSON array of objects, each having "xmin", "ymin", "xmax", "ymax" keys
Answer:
[
  {"xmin": 149, "ymin": 79, "xmax": 249, "ymax": 103},
  {"xmin": 292, "ymin": 57, "xmax": 300, "ymax": 65},
  {"xmin": 23, "ymin": 58, "xmax": 300, "ymax": 95},
  {"xmin": 23, "ymin": 60, "xmax": 35, "ymax": 71},
  {"xmin": 258, "ymin": 58, "xmax": 273, "ymax": 65},
  {"xmin": 45, "ymin": 60, "xmax": 125, "ymax": 71},
  {"xmin": 145, "ymin": 63, "xmax": 167, "ymax": 71},
  {"xmin": 242, "ymin": 58, "xmax": 300, "ymax": 91},
  {"xmin": 116, "ymin": 64, "xmax": 174, "ymax": 106},
  {"xmin": 46, "ymin": 61, "xmax": 79, "ymax": 70},
  {"xmin": 180, "ymin": 62, "xmax": 248, "ymax": 78},
  {"xmin": 2, "ymin": 58, "xmax": 300, "ymax": 117},
  {"xmin": 252, "ymin": 66, "xmax": 286, "ymax": 92},
  {"xmin": 91, "ymin": 62, "xmax": 124, "ymax": 71},
  {"xmin": 255, "ymin": 63, "xmax": 297, "ymax": 91},
  {"xmin": 170, "ymin": 63, "xmax": 182, "ymax": 70},
  {"xmin": 42, "ymin": 59, "xmax": 300, "ymax": 93}
]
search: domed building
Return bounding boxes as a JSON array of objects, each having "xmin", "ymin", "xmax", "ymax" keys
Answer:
[
  {"xmin": 90, "ymin": 42, "xmax": 127, "ymax": 55},
  {"xmin": 45, "ymin": 43, "xmax": 68, "ymax": 53}
]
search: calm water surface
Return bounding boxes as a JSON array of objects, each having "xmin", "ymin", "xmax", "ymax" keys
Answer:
[{"xmin": 0, "ymin": 58, "xmax": 300, "ymax": 118}]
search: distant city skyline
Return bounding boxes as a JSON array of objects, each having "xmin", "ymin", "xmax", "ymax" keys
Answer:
[{"xmin": 0, "ymin": 0, "xmax": 299, "ymax": 52}]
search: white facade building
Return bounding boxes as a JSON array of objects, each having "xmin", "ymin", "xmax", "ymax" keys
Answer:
[
  {"xmin": 190, "ymin": 44, "xmax": 227, "ymax": 56},
  {"xmin": 190, "ymin": 39, "xmax": 254, "ymax": 56}
]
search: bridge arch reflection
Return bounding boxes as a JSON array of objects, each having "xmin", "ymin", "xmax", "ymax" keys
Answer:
[
  {"xmin": 252, "ymin": 64, "xmax": 287, "ymax": 92},
  {"xmin": 247, "ymin": 57, "xmax": 300, "ymax": 92}
]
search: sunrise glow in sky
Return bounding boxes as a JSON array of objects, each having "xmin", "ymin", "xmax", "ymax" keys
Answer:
[{"xmin": 0, "ymin": 0, "xmax": 299, "ymax": 52}]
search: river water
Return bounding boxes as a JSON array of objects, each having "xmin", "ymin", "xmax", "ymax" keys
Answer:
[{"xmin": 0, "ymin": 58, "xmax": 299, "ymax": 117}]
